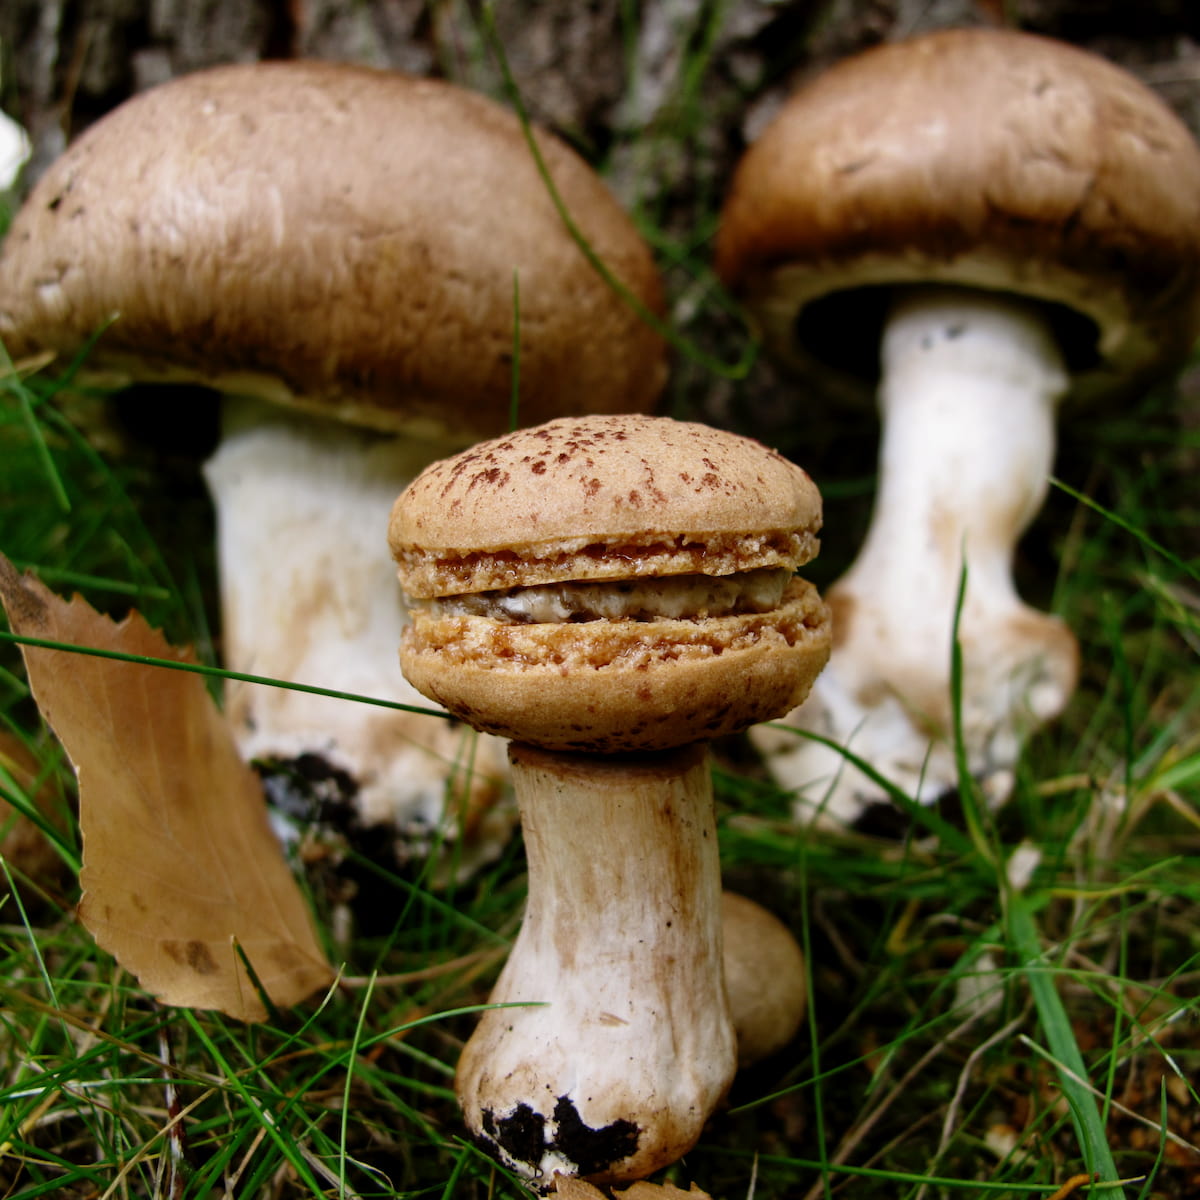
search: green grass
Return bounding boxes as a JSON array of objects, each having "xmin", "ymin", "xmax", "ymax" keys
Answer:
[
  {"xmin": 4, "ymin": 312, "xmax": 1199, "ymax": 1200},
  {"xmin": 3, "ymin": 11, "xmax": 1200, "ymax": 1199}
]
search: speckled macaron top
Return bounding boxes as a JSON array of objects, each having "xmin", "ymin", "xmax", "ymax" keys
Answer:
[{"xmin": 389, "ymin": 413, "xmax": 823, "ymax": 598}]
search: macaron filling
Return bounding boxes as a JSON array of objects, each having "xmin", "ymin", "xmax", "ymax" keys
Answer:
[{"xmin": 413, "ymin": 566, "xmax": 794, "ymax": 624}]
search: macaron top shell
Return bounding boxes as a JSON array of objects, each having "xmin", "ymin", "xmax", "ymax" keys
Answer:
[{"xmin": 389, "ymin": 414, "xmax": 823, "ymax": 598}]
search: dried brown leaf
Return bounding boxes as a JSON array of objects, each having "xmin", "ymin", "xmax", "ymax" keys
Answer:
[
  {"xmin": 0, "ymin": 556, "xmax": 334, "ymax": 1020},
  {"xmin": 553, "ymin": 1177, "xmax": 713, "ymax": 1198},
  {"xmin": 552, "ymin": 1179, "xmax": 609, "ymax": 1199},
  {"xmin": 616, "ymin": 1183, "xmax": 715, "ymax": 1199}
]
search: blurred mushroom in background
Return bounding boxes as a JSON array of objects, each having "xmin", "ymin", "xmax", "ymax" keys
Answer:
[
  {"xmin": 0, "ymin": 105, "xmax": 30, "ymax": 193},
  {"xmin": 716, "ymin": 27, "xmax": 1200, "ymax": 827},
  {"xmin": 0, "ymin": 60, "xmax": 667, "ymax": 871}
]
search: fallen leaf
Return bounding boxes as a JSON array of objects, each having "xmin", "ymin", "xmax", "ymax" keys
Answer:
[
  {"xmin": 616, "ymin": 1183, "xmax": 715, "ymax": 1199},
  {"xmin": 553, "ymin": 1179, "xmax": 608, "ymax": 1199},
  {"xmin": 553, "ymin": 1176, "xmax": 713, "ymax": 1198},
  {"xmin": 0, "ymin": 556, "xmax": 334, "ymax": 1020}
]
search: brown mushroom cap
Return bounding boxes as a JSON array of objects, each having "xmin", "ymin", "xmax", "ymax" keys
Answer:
[
  {"xmin": 389, "ymin": 415, "xmax": 832, "ymax": 753},
  {"xmin": 0, "ymin": 61, "xmax": 666, "ymax": 437},
  {"xmin": 721, "ymin": 891, "xmax": 807, "ymax": 1067},
  {"xmin": 716, "ymin": 28, "xmax": 1200, "ymax": 403}
]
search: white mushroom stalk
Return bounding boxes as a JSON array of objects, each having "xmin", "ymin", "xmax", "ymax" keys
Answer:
[
  {"xmin": 203, "ymin": 401, "xmax": 508, "ymax": 859},
  {"xmin": 0, "ymin": 108, "xmax": 31, "ymax": 192},
  {"xmin": 757, "ymin": 286, "xmax": 1080, "ymax": 824},
  {"xmin": 457, "ymin": 742, "xmax": 734, "ymax": 1186}
]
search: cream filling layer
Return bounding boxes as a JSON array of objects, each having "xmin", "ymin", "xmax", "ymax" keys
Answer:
[{"xmin": 416, "ymin": 567, "xmax": 793, "ymax": 624}]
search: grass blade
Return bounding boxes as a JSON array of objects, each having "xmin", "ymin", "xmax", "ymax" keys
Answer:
[{"xmin": 1005, "ymin": 892, "xmax": 1124, "ymax": 1193}]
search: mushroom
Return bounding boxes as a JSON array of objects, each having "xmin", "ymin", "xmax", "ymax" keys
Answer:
[
  {"xmin": 388, "ymin": 414, "xmax": 832, "ymax": 1186},
  {"xmin": 721, "ymin": 891, "xmax": 807, "ymax": 1068},
  {"xmin": 715, "ymin": 28, "xmax": 1200, "ymax": 825},
  {"xmin": 0, "ymin": 60, "xmax": 667, "ymax": 863},
  {"xmin": 0, "ymin": 106, "xmax": 30, "ymax": 193}
]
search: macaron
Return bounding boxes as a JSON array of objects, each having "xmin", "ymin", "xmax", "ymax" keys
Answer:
[{"xmin": 388, "ymin": 414, "xmax": 832, "ymax": 753}]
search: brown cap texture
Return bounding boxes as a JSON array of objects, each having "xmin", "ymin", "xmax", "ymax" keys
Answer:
[
  {"xmin": 716, "ymin": 28, "xmax": 1200, "ymax": 402},
  {"xmin": 390, "ymin": 414, "xmax": 832, "ymax": 752},
  {"xmin": 721, "ymin": 891, "xmax": 807, "ymax": 1067},
  {"xmin": 0, "ymin": 61, "xmax": 666, "ymax": 437}
]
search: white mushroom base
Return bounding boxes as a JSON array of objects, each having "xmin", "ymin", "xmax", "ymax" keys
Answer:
[
  {"xmin": 203, "ymin": 404, "xmax": 510, "ymax": 866},
  {"xmin": 457, "ymin": 742, "xmax": 735, "ymax": 1188},
  {"xmin": 755, "ymin": 288, "xmax": 1079, "ymax": 827}
]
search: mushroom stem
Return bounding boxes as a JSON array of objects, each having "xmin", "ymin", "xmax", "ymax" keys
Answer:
[
  {"xmin": 456, "ymin": 741, "xmax": 736, "ymax": 1188},
  {"xmin": 759, "ymin": 286, "xmax": 1079, "ymax": 823},
  {"xmin": 203, "ymin": 401, "xmax": 506, "ymax": 858}
]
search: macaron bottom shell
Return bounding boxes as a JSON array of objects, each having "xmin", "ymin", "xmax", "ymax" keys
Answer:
[{"xmin": 398, "ymin": 577, "xmax": 832, "ymax": 753}]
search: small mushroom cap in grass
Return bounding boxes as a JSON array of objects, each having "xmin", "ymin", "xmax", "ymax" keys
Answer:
[
  {"xmin": 0, "ymin": 60, "xmax": 667, "ymax": 435},
  {"xmin": 389, "ymin": 413, "xmax": 823, "ymax": 594},
  {"xmin": 722, "ymin": 891, "xmax": 807, "ymax": 1067},
  {"xmin": 716, "ymin": 26, "xmax": 1200, "ymax": 404},
  {"xmin": 390, "ymin": 414, "xmax": 833, "ymax": 753}
]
